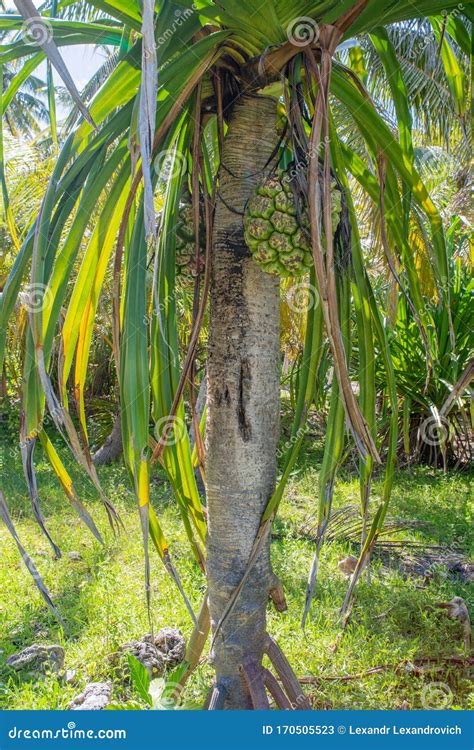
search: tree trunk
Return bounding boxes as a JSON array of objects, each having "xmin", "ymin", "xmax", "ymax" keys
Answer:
[
  {"xmin": 92, "ymin": 413, "xmax": 123, "ymax": 465},
  {"xmin": 206, "ymin": 94, "xmax": 280, "ymax": 709}
]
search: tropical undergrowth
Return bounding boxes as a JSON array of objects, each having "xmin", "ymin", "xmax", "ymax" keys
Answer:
[{"xmin": 0, "ymin": 413, "xmax": 471, "ymax": 710}]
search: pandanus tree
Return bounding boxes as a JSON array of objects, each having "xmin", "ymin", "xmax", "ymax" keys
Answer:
[{"xmin": 0, "ymin": 0, "xmax": 471, "ymax": 709}]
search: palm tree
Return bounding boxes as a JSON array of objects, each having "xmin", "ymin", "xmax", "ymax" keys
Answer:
[
  {"xmin": 2, "ymin": 64, "xmax": 48, "ymax": 136},
  {"xmin": 0, "ymin": 0, "xmax": 471, "ymax": 709}
]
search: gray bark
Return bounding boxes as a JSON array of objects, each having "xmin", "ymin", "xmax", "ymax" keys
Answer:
[
  {"xmin": 206, "ymin": 94, "xmax": 280, "ymax": 709},
  {"xmin": 92, "ymin": 413, "xmax": 123, "ymax": 465}
]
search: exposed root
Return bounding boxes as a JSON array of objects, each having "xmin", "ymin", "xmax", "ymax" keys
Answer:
[
  {"xmin": 262, "ymin": 668, "xmax": 292, "ymax": 709},
  {"xmin": 264, "ymin": 634, "xmax": 311, "ymax": 709},
  {"xmin": 207, "ymin": 682, "xmax": 227, "ymax": 710},
  {"xmin": 206, "ymin": 633, "xmax": 311, "ymax": 710},
  {"xmin": 240, "ymin": 657, "xmax": 271, "ymax": 709},
  {"xmin": 269, "ymin": 576, "xmax": 288, "ymax": 612}
]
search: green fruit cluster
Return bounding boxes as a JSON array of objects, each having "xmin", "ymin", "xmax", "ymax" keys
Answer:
[
  {"xmin": 244, "ymin": 169, "xmax": 342, "ymax": 277},
  {"xmin": 175, "ymin": 202, "xmax": 205, "ymax": 282}
]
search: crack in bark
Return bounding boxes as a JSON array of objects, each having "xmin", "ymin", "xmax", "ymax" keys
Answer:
[
  {"xmin": 214, "ymin": 385, "xmax": 231, "ymax": 407},
  {"xmin": 237, "ymin": 359, "xmax": 252, "ymax": 441}
]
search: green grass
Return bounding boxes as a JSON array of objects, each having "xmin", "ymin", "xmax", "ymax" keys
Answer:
[{"xmin": 0, "ymin": 429, "xmax": 472, "ymax": 711}]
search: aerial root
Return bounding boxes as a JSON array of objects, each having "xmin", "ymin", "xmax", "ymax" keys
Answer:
[{"xmin": 207, "ymin": 633, "xmax": 310, "ymax": 710}]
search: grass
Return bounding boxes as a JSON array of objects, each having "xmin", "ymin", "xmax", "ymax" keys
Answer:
[{"xmin": 0, "ymin": 423, "xmax": 472, "ymax": 711}]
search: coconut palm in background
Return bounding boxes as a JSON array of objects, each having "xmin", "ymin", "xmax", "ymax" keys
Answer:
[
  {"xmin": 0, "ymin": 0, "xmax": 472, "ymax": 709},
  {"xmin": 2, "ymin": 65, "xmax": 47, "ymax": 136}
]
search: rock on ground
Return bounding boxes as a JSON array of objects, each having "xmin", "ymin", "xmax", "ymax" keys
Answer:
[
  {"xmin": 148, "ymin": 628, "xmax": 186, "ymax": 669},
  {"xmin": 338, "ymin": 556, "xmax": 358, "ymax": 576},
  {"xmin": 7, "ymin": 645, "xmax": 65, "ymax": 674},
  {"xmin": 120, "ymin": 628, "xmax": 186, "ymax": 677},
  {"xmin": 63, "ymin": 668, "xmax": 78, "ymax": 685},
  {"xmin": 120, "ymin": 640, "xmax": 165, "ymax": 678},
  {"xmin": 69, "ymin": 682, "xmax": 112, "ymax": 711},
  {"xmin": 67, "ymin": 551, "xmax": 82, "ymax": 561}
]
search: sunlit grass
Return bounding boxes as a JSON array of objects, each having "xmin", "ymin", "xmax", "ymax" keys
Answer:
[{"xmin": 0, "ymin": 435, "xmax": 472, "ymax": 710}]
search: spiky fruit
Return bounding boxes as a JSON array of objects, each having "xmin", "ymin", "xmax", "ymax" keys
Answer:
[
  {"xmin": 174, "ymin": 201, "xmax": 205, "ymax": 282},
  {"xmin": 244, "ymin": 169, "xmax": 342, "ymax": 277}
]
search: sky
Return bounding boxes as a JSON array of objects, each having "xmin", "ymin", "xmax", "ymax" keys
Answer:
[
  {"xmin": 52, "ymin": 45, "xmax": 105, "ymax": 92},
  {"xmin": 5, "ymin": 0, "xmax": 106, "ymax": 99}
]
